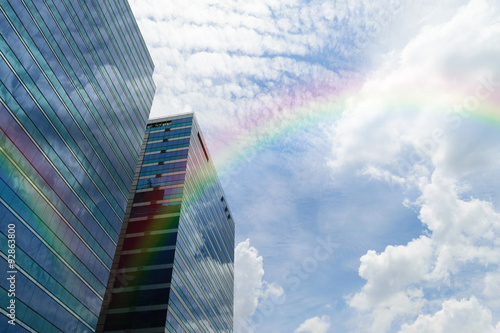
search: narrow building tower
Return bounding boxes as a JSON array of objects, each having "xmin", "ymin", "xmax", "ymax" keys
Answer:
[{"xmin": 97, "ymin": 113, "xmax": 234, "ymax": 332}]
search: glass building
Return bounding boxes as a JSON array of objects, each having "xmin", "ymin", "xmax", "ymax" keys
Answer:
[
  {"xmin": 0, "ymin": 1, "xmax": 155, "ymax": 332},
  {"xmin": 97, "ymin": 113, "xmax": 234, "ymax": 332}
]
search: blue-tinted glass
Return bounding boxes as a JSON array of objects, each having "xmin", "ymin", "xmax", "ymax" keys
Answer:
[
  {"xmin": 99, "ymin": 115, "xmax": 233, "ymax": 332},
  {"xmin": 0, "ymin": 1, "xmax": 154, "ymax": 331}
]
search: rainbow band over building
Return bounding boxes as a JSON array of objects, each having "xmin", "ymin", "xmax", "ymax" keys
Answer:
[{"xmin": 97, "ymin": 113, "xmax": 234, "ymax": 333}]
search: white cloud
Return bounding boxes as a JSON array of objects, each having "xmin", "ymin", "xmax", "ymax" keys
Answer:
[
  {"xmin": 128, "ymin": 0, "xmax": 413, "ymax": 138},
  {"xmin": 329, "ymin": 0, "xmax": 500, "ymax": 181},
  {"xmin": 348, "ymin": 175, "xmax": 500, "ymax": 331},
  {"xmin": 234, "ymin": 239, "xmax": 284, "ymax": 332},
  {"xmin": 294, "ymin": 315, "xmax": 331, "ymax": 333},
  {"xmin": 349, "ymin": 236, "xmax": 433, "ymax": 311},
  {"xmin": 419, "ymin": 175, "xmax": 500, "ymax": 279},
  {"xmin": 326, "ymin": 0, "xmax": 500, "ymax": 331},
  {"xmin": 484, "ymin": 272, "xmax": 500, "ymax": 297},
  {"xmin": 399, "ymin": 297, "xmax": 500, "ymax": 333}
]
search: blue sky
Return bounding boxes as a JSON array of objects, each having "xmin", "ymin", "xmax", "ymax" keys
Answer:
[{"xmin": 129, "ymin": 0, "xmax": 500, "ymax": 332}]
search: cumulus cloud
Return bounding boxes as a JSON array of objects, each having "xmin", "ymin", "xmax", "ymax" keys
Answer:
[
  {"xmin": 329, "ymin": 0, "xmax": 500, "ymax": 180},
  {"xmin": 234, "ymin": 239, "xmax": 284, "ymax": 332},
  {"xmin": 348, "ymin": 175, "xmax": 500, "ymax": 331},
  {"xmin": 294, "ymin": 315, "xmax": 331, "ymax": 333},
  {"xmin": 399, "ymin": 297, "xmax": 500, "ymax": 333},
  {"xmin": 327, "ymin": 0, "xmax": 500, "ymax": 331},
  {"xmin": 350, "ymin": 236, "xmax": 433, "ymax": 310}
]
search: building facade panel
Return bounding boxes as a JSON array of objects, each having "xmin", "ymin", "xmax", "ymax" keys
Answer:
[{"xmin": 0, "ymin": 1, "xmax": 155, "ymax": 331}]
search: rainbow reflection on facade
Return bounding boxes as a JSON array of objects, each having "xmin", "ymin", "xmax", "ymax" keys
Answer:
[
  {"xmin": 0, "ymin": 1, "xmax": 155, "ymax": 331},
  {"xmin": 97, "ymin": 113, "xmax": 234, "ymax": 332}
]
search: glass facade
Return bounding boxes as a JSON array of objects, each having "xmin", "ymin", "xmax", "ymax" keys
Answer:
[
  {"xmin": 97, "ymin": 114, "xmax": 234, "ymax": 333},
  {"xmin": 0, "ymin": 1, "xmax": 155, "ymax": 332}
]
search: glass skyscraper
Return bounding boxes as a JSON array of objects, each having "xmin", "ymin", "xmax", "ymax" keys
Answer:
[
  {"xmin": 0, "ymin": 1, "xmax": 155, "ymax": 332},
  {"xmin": 97, "ymin": 114, "xmax": 234, "ymax": 332}
]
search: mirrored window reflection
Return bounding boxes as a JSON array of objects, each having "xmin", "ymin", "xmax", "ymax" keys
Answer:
[{"xmin": 1, "ymin": 0, "xmax": 155, "ymax": 331}]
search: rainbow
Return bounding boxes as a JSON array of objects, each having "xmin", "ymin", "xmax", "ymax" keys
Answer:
[{"xmin": 203, "ymin": 75, "xmax": 500, "ymax": 180}]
